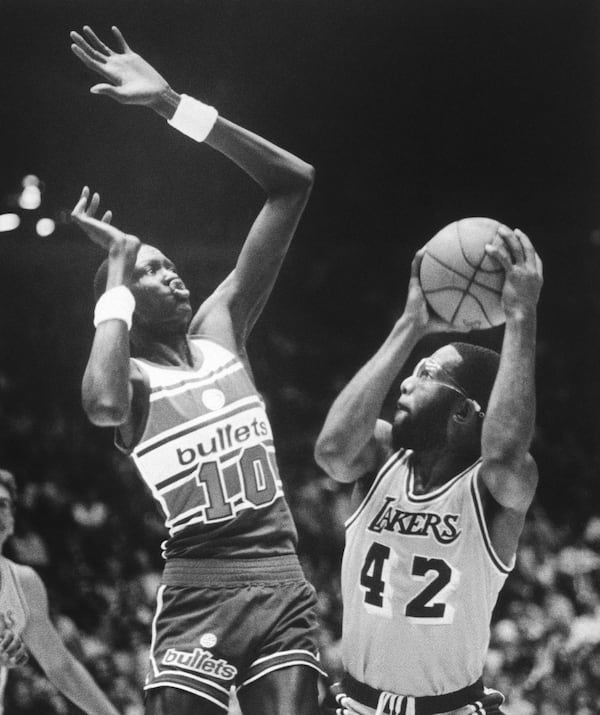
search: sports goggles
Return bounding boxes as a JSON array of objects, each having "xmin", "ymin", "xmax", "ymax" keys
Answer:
[{"xmin": 412, "ymin": 357, "xmax": 485, "ymax": 418}]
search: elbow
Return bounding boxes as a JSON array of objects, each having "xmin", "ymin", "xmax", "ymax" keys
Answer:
[
  {"xmin": 298, "ymin": 162, "xmax": 316, "ymax": 190},
  {"xmin": 82, "ymin": 395, "xmax": 129, "ymax": 427},
  {"xmin": 314, "ymin": 437, "xmax": 348, "ymax": 483},
  {"xmin": 273, "ymin": 161, "xmax": 315, "ymax": 199}
]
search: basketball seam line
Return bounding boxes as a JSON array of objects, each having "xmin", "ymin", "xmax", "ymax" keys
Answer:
[
  {"xmin": 456, "ymin": 219, "xmax": 503, "ymax": 273},
  {"xmin": 451, "ymin": 221, "xmax": 497, "ymax": 326},
  {"xmin": 423, "ymin": 252, "xmax": 503, "ymax": 297}
]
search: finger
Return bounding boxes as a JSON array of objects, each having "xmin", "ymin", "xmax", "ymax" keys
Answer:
[
  {"xmin": 514, "ymin": 228, "xmax": 536, "ymax": 265},
  {"xmin": 70, "ymin": 31, "xmax": 107, "ymax": 64},
  {"xmin": 82, "ymin": 25, "xmax": 113, "ymax": 56},
  {"xmin": 339, "ymin": 695, "xmax": 374, "ymax": 715},
  {"xmin": 496, "ymin": 225, "xmax": 525, "ymax": 263},
  {"xmin": 485, "ymin": 243, "xmax": 512, "ymax": 272},
  {"xmin": 111, "ymin": 26, "xmax": 131, "ymax": 52},
  {"xmin": 87, "ymin": 192, "xmax": 100, "ymax": 218},
  {"xmin": 90, "ymin": 84, "xmax": 124, "ymax": 100},
  {"xmin": 3, "ymin": 635, "xmax": 20, "ymax": 658},
  {"xmin": 535, "ymin": 252, "xmax": 544, "ymax": 279},
  {"xmin": 410, "ymin": 248, "xmax": 426, "ymax": 279},
  {"xmin": 12, "ymin": 646, "xmax": 28, "ymax": 667},
  {"xmin": 70, "ymin": 44, "xmax": 110, "ymax": 77},
  {"xmin": 71, "ymin": 187, "xmax": 89, "ymax": 216},
  {"xmin": 101, "ymin": 210, "xmax": 113, "ymax": 224}
]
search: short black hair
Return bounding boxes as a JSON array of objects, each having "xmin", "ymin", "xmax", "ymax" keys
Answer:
[
  {"xmin": 0, "ymin": 469, "xmax": 17, "ymax": 509},
  {"xmin": 448, "ymin": 342, "xmax": 501, "ymax": 411}
]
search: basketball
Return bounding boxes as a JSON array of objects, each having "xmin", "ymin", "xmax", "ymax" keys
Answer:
[{"xmin": 419, "ymin": 217, "xmax": 506, "ymax": 330}]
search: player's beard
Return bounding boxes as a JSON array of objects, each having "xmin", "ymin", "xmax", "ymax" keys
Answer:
[{"xmin": 391, "ymin": 408, "xmax": 448, "ymax": 452}]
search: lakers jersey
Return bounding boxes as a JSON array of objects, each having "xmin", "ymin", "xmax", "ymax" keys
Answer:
[
  {"xmin": 341, "ymin": 450, "xmax": 512, "ymax": 696},
  {"xmin": 128, "ymin": 337, "xmax": 297, "ymax": 560},
  {"xmin": 0, "ymin": 557, "xmax": 29, "ymax": 714}
]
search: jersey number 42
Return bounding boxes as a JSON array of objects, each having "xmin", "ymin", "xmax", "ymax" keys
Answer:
[{"xmin": 359, "ymin": 542, "xmax": 460, "ymax": 624}]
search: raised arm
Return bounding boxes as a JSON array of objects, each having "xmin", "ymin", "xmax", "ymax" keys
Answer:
[
  {"xmin": 315, "ymin": 250, "xmax": 457, "ymax": 483},
  {"xmin": 70, "ymin": 25, "xmax": 314, "ymax": 348},
  {"xmin": 480, "ymin": 227, "xmax": 543, "ymax": 511},
  {"xmin": 71, "ymin": 187, "xmax": 141, "ymax": 427},
  {"xmin": 18, "ymin": 566, "xmax": 119, "ymax": 715}
]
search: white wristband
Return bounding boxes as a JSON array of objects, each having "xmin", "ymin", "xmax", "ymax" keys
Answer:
[
  {"xmin": 167, "ymin": 94, "xmax": 219, "ymax": 142},
  {"xmin": 94, "ymin": 286, "xmax": 136, "ymax": 330}
]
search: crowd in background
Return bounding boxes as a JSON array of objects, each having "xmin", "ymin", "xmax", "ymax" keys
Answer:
[{"xmin": 1, "ymin": 308, "xmax": 600, "ymax": 714}]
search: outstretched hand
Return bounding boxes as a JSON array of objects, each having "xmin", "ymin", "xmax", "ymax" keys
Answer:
[
  {"xmin": 70, "ymin": 25, "xmax": 169, "ymax": 106},
  {"xmin": 403, "ymin": 248, "xmax": 468, "ymax": 335},
  {"xmin": 71, "ymin": 186, "xmax": 140, "ymax": 258}
]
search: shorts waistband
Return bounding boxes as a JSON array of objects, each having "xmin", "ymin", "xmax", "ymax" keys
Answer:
[
  {"xmin": 162, "ymin": 555, "xmax": 306, "ymax": 586},
  {"xmin": 342, "ymin": 673, "xmax": 485, "ymax": 715}
]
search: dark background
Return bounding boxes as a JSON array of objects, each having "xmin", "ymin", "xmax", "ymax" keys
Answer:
[{"xmin": 2, "ymin": 0, "xmax": 600, "ymax": 537}]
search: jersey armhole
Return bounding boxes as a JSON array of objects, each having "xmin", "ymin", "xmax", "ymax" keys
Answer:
[
  {"xmin": 470, "ymin": 469, "xmax": 515, "ymax": 575},
  {"xmin": 344, "ymin": 449, "xmax": 406, "ymax": 530}
]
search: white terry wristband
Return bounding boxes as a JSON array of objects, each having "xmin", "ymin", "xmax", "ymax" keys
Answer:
[
  {"xmin": 167, "ymin": 94, "xmax": 219, "ymax": 142},
  {"xmin": 94, "ymin": 286, "xmax": 136, "ymax": 330}
]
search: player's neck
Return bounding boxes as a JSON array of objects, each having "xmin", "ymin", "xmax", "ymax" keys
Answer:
[
  {"xmin": 134, "ymin": 333, "xmax": 195, "ymax": 368},
  {"xmin": 411, "ymin": 447, "xmax": 475, "ymax": 493}
]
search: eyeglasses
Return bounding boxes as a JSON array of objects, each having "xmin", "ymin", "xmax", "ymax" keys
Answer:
[{"xmin": 411, "ymin": 357, "xmax": 485, "ymax": 418}]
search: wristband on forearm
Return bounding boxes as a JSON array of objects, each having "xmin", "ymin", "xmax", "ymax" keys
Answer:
[
  {"xmin": 93, "ymin": 286, "xmax": 136, "ymax": 330},
  {"xmin": 167, "ymin": 94, "xmax": 219, "ymax": 142}
]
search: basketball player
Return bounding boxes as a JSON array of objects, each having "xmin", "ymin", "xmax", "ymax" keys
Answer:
[
  {"xmin": 0, "ymin": 469, "xmax": 119, "ymax": 714},
  {"xmin": 315, "ymin": 227, "xmax": 543, "ymax": 715},
  {"xmin": 69, "ymin": 25, "xmax": 324, "ymax": 715}
]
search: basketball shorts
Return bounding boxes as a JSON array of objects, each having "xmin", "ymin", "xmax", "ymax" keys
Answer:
[{"xmin": 144, "ymin": 556, "xmax": 327, "ymax": 711}]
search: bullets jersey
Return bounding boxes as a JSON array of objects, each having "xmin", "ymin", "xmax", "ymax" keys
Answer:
[
  {"xmin": 341, "ymin": 450, "xmax": 512, "ymax": 697},
  {"xmin": 0, "ymin": 557, "xmax": 29, "ymax": 714},
  {"xmin": 128, "ymin": 337, "xmax": 297, "ymax": 560}
]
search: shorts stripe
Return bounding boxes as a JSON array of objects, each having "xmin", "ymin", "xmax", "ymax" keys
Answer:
[
  {"xmin": 241, "ymin": 649, "xmax": 327, "ymax": 688},
  {"xmin": 149, "ymin": 585, "xmax": 166, "ymax": 677},
  {"xmin": 144, "ymin": 681, "xmax": 228, "ymax": 711},
  {"xmin": 152, "ymin": 669, "xmax": 230, "ymax": 695}
]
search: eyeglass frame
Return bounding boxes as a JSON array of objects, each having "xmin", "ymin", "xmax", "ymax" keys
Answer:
[{"xmin": 411, "ymin": 357, "xmax": 485, "ymax": 419}]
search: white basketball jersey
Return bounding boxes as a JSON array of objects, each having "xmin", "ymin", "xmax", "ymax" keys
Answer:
[
  {"xmin": 0, "ymin": 557, "xmax": 29, "ymax": 713},
  {"xmin": 341, "ymin": 450, "xmax": 512, "ymax": 697}
]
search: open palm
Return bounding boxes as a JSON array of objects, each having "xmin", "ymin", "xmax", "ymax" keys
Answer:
[{"xmin": 70, "ymin": 26, "xmax": 169, "ymax": 105}]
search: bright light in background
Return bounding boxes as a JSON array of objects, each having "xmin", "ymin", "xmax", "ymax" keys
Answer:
[
  {"xmin": 18, "ymin": 175, "xmax": 41, "ymax": 210},
  {"xmin": 0, "ymin": 213, "xmax": 21, "ymax": 232},
  {"xmin": 36, "ymin": 218, "xmax": 55, "ymax": 237}
]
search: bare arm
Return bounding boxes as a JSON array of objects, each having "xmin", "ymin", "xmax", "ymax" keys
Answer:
[
  {"xmin": 71, "ymin": 188, "xmax": 141, "ymax": 427},
  {"xmin": 480, "ymin": 227, "xmax": 543, "ymax": 511},
  {"xmin": 71, "ymin": 26, "xmax": 314, "ymax": 351},
  {"xmin": 18, "ymin": 566, "xmax": 119, "ymax": 715},
  {"xmin": 314, "ymin": 250, "xmax": 459, "ymax": 483}
]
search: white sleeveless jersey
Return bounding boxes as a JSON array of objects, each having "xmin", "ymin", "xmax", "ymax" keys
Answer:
[
  {"xmin": 341, "ymin": 450, "xmax": 513, "ymax": 697},
  {"xmin": 0, "ymin": 557, "xmax": 29, "ymax": 714},
  {"xmin": 128, "ymin": 337, "xmax": 297, "ymax": 560}
]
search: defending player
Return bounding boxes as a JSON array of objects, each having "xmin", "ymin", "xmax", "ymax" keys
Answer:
[
  {"xmin": 0, "ymin": 470, "xmax": 119, "ymax": 715},
  {"xmin": 70, "ymin": 26, "xmax": 324, "ymax": 715},
  {"xmin": 315, "ymin": 228, "xmax": 543, "ymax": 714}
]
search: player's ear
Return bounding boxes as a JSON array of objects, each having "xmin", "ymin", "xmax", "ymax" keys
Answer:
[{"xmin": 452, "ymin": 399, "xmax": 474, "ymax": 424}]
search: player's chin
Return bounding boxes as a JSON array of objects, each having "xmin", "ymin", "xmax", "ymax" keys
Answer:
[{"xmin": 391, "ymin": 415, "xmax": 412, "ymax": 450}]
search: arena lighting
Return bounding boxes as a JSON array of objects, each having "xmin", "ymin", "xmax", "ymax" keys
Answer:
[
  {"xmin": 18, "ymin": 175, "xmax": 42, "ymax": 210},
  {"xmin": 0, "ymin": 213, "xmax": 20, "ymax": 232},
  {"xmin": 35, "ymin": 218, "xmax": 55, "ymax": 237}
]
